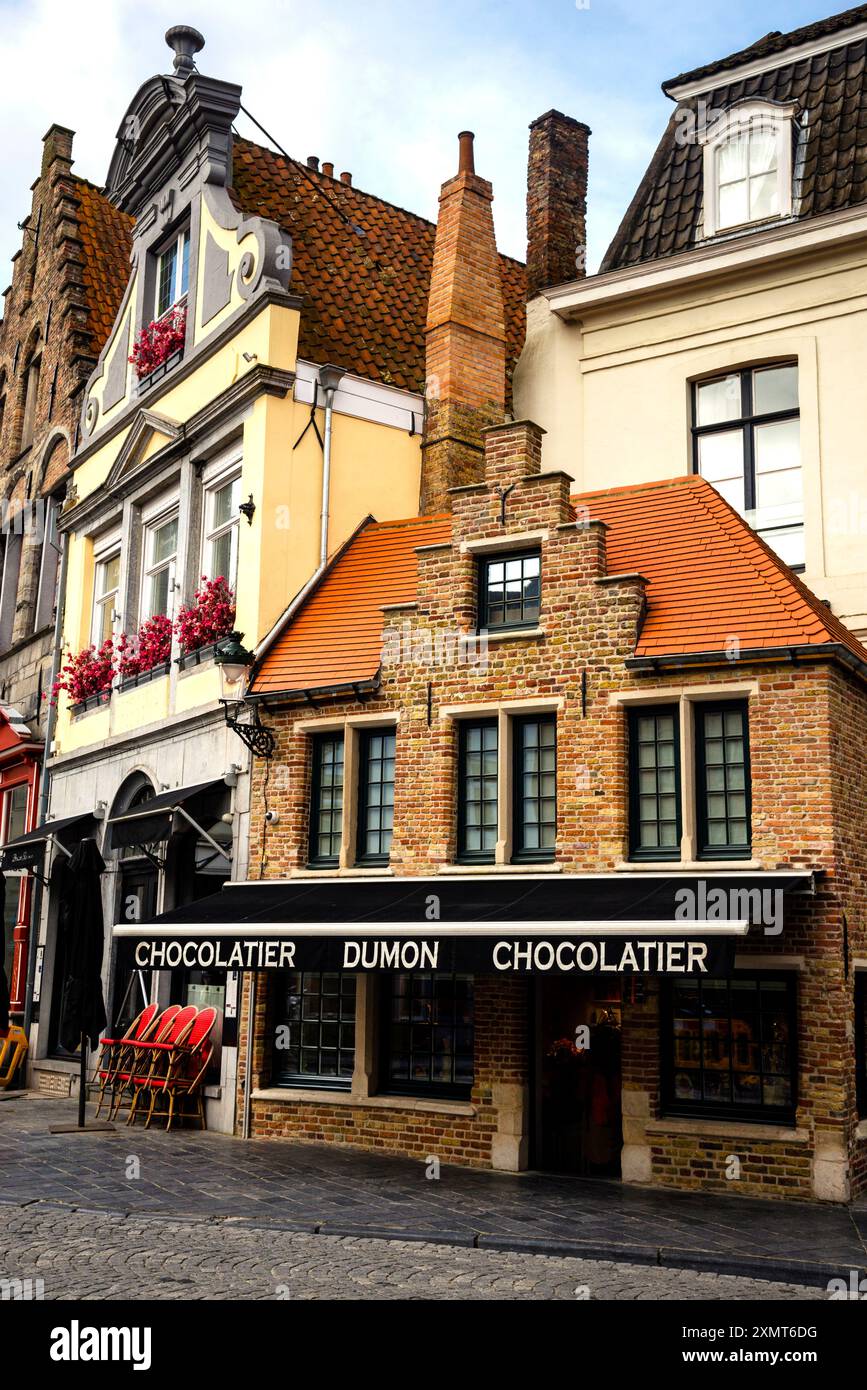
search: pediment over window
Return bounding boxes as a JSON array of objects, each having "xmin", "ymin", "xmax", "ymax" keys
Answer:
[
  {"xmin": 105, "ymin": 409, "xmax": 184, "ymax": 493},
  {"xmin": 699, "ymin": 100, "xmax": 799, "ymax": 239}
]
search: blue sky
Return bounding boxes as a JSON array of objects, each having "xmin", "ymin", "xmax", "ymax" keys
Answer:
[{"xmin": 0, "ymin": 0, "xmax": 842, "ymax": 277}]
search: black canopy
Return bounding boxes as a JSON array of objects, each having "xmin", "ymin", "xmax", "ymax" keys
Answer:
[
  {"xmin": 106, "ymin": 779, "xmax": 226, "ymax": 851},
  {"xmin": 0, "ymin": 812, "xmax": 96, "ymax": 871},
  {"xmin": 55, "ymin": 839, "xmax": 107, "ymax": 1053}
]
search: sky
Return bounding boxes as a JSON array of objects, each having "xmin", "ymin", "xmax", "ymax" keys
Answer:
[{"xmin": 0, "ymin": 0, "xmax": 843, "ymax": 277}]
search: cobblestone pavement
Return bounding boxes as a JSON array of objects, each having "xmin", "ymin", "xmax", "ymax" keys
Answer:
[
  {"xmin": 2, "ymin": 1095, "xmax": 866, "ymax": 1289},
  {"xmin": 0, "ymin": 1204, "xmax": 822, "ymax": 1301}
]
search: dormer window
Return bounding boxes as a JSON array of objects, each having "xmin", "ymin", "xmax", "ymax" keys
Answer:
[
  {"xmin": 700, "ymin": 102, "xmax": 797, "ymax": 239},
  {"xmin": 156, "ymin": 227, "xmax": 190, "ymax": 318}
]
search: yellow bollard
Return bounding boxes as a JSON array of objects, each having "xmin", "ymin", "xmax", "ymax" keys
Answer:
[{"xmin": 0, "ymin": 1025, "xmax": 28, "ymax": 1088}]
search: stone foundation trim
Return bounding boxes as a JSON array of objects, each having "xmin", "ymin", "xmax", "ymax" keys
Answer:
[
  {"xmin": 252, "ymin": 1087, "xmax": 476, "ymax": 1118},
  {"xmin": 645, "ymin": 1117, "xmax": 809, "ymax": 1143}
]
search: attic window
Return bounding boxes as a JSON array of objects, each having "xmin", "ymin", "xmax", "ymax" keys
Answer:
[
  {"xmin": 700, "ymin": 102, "xmax": 797, "ymax": 238},
  {"xmin": 156, "ymin": 227, "xmax": 190, "ymax": 318}
]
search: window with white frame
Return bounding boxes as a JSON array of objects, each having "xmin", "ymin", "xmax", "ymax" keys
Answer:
[
  {"xmin": 203, "ymin": 472, "xmax": 241, "ymax": 590},
  {"xmin": 92, "ymin": 542, "xmax": 121, "ymax": 647},
  {"xmin": 156, "ymin": 227, "xmax": 190, "ymax": 319},
  {"xmin": 142, "ymin": 510, "xmax": 178, "ymax": 619},
  {"xmin": 692, "ymin": 363, "xmax": 803, "ymax": 569},
  {"xmin": 700, "ymin": 102, "xmax": 797, "ymax": 239}
]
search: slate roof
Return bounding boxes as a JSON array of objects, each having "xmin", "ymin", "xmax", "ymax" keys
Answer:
[
  {"xmin": 602, "ymin": 11, "xmax": 867, "ymax": 272},
  {"xmin": 230, "ymin": 138, "xmax": 526, "ymax": 396},
  {"xmin": 249, "ymin": 475, "xmax": 867, "ymax": 698}
]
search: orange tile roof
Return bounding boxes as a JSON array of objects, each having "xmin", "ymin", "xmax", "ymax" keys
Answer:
[
  {"xmin": 582, "ymin": 475, "xmax": 867, "ymax": 665},
  {"xmin": 251, "ymin": 474, "xmax": 867, "ymax": 697},
  {"xmin": 230, "ymin": 139, "xmax": 526, "ymax": 397},
  {"xmin": 252, "ymin": 515, "xmax": 451, "ymax": 695},
  {"xmin": 72, "ymin": 178, "xmax": 133, "ymax": 355}
]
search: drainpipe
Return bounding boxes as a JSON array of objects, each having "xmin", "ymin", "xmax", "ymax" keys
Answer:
[
  {"xmin": 317, "ymin": 365, "xmax": 346, "ymax": 566},
  {"xmin": 21, "ymin": 529, "xmax": 69, "ymax": 1050}
]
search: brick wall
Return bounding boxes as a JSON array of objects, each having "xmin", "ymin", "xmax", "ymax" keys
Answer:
[
  {"xmin": 244, "ymin": 420, "xmax": 867, "ymax": 1197},
  {"xmin": 526, "ymin": 109, "xmax": 590, "ymax": 296}
]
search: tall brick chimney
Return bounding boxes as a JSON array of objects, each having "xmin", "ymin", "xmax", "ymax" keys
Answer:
[
  {"xmin": 420, "ymin": 131, "xmax": 506, "ymax": 514},
  {"xmin": 526, "ymin": 110, "xmax": 590, "ymax": 297}
]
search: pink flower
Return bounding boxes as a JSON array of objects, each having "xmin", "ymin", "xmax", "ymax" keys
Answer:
[{"xmin": 129, "ymin": 305, "xmax": 187, "ymax": 379}]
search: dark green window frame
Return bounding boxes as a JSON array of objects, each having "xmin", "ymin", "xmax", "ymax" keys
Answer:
[
  {"xmin": 308, "ymin": 732, "xmax": 344, "ymax": 868},
  {"xmin": 478, "ymin": 549, "xmax": 541, "ymax": 632},
  {"xmin": 628, "ymin": 705, "xmax": 682, "ymax": 861},
  {"xmin": 271, "ymin": 969, "xmax": 356, "ymax": 1091},
  {"xmin": 512, "ymin": 714, "xmax": 556, "ymax": 863},
  {"xmin": 661, "ymin": 974, "xmax": 797, "ymax": 1123},
  {"xmin": 695, "ymin": 700, "xmax": 752, "ymax": 860},
  {"xmin": 379, "ymin": 972, "xmax": 474, "ymax": 1099},
  {"xmin": 457, "ymin": 719, "xmax": 499, "ymax": 864},
  {"xmin": 356, "ymin": 727, "xmax": 396, "ymax": 866}
]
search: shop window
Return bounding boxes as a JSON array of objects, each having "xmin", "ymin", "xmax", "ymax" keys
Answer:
[
  {"xmin": 662, "ymin": 975, "xmax": 796, "ymax": 1122},
  {"xmin": 695, "ymin": 701, "xmax": 751, "ymax": 858},
  {"xmin": 512, "ymin": 714, "xmax": 556, "ymax": 862},
  {"xmin": 356, "ymin": 728, "xmax": 395, "ymax": 865},
  {"xmin": 308, "ymin": 732, "xmax": 344, "ymax": 867},
  {"xmin": 380, "ymin": 972, "xmax": 474, "ymax": 1098},
  {"xmin": 856, "ymin": 975, "xmax": 867, "ymax": 1119},
  {"xmin": 203, "ymin": 472, "xmax": 241, "ymax": 590},
  {"xmin": 142, "ymin": 510, "xmax": 178, "ymax": 618},
  {"xmin": 156, "ymin": 227, "xmax": 190, "ymax": 319},
  {"xmin": 628, "ymin": 705, "xmax": 681, "ymax": 860},
  {"xmin": 692, "ymin": 363, "xmax": 803, "ymax": 569},
  {"xmin": 457, "ymin": 720, "xmax": 498, "ymax": 863},
  {"xmin": 478, "ymin": 550, "xmax": 541, "ymax": 631},
  {"xmin": 271, "ymin": 970, "xmax": 356, "ymax": 1089}
]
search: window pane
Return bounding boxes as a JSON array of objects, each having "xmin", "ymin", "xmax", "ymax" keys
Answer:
[
  {"xmin": 383, "ymin": 973, "xmax": 473, "ymax": 1093},
  {"xmin": 759, "ymin": 524, "xmax": 805, "ymax": 569},
  {"xmin": 718, "ymin": 179, "xmax": 749, "ymax": 230},
  {"xmin": 358, "ymin": 729, "xmax": 396, "ymax": 862},
  {"xmin": 748, "ymin": 126, "xmax": 778, "ymax": 176},
  {"xmin": 697, "ymin": 429, "xmax": 745, "ymax": 510},
  {"xmin": 695, "ymin": 375, "xmax": 741, "ymax": 426},
  {"xmin": 698, "ymin": 705, "xmax": 750, "ymax": 854},
  {"xmin": 630, "ymin": 708, "xmax": 680, "ymax": 857},
  {"xmin": 753, "ymin": 365, "xmax": 798, "ymax": 415},
  {"xmin": 311, "ymin": 735, "xmax": 344, "ymax": 862},
  {"xmin": 483, "ymin": 551, "xmax": 541, "ymax": 629},
  {"xmin": 272, "ymin": 970, "xmax": 356, "ymax": 1085},
  {"xmin": 749, "ymin": 173, "xmax": 779, "ymax": 221},
  {"xmin": 151, "ymin": 518, "xmax": 178, "ymax": 566},
  {"xmin": 754, "ymin": 417, "xmax": 800, "ymax": 476},
  {"xmin": 460, "ymin": 723, "xmax": 497, "ymax": 859},
  {"xmin": 157, "ymin": 241, "xmax": 177, "ymax": 318},
  {"xmin": 100, "ymin": 554, "xmax": 120, "ymax": 598},
  {"xmin": 514, "ymin": 717, "xmax": 556, "ymax": 861},
  {"xmin": 210, "ymin": 530, "xmax": 234, "ymax": 586},
  {"xmin": 148, "ymin": 566, "xmax": 170, "ymax": 618},
  {"xmin": 212, "ymin": 478, "xmax": 240, "ymax": 530},
  {"xmin": 718, "ymin": 134, "xmax": 748, "ymax": 184}
]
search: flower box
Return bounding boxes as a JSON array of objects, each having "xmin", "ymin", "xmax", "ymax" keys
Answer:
[
  {"xmin": 177, "ymin": 641, "xmax": 218, "ymax": 672},
  {"xmin": 117, "ymin": 660, "xmax": 172, "ymax": 694}
]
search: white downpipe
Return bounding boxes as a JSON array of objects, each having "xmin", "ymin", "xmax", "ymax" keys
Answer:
[{"xmin": 318, "ymin": 365, "xmax": 346, "ymax": 567}]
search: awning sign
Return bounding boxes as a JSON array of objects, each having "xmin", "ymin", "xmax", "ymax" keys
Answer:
[{"xmin": 122, "ymin": 930, "xmax": 736, "ymax": 976}]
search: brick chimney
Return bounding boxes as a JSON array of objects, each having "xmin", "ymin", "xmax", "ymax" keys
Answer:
[
  {"xmin": 526, "ymin": 110, "xmax": 590, "ymax": 297},
  {"xmin": 41, "ymin": 124, "xmax": 74, "ymax": 177},
  {"xmin": 420, "ymin": 131, "xmax": 506, "ymax": 513}
]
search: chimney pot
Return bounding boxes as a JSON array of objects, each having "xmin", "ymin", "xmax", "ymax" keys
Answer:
[
  {"xmin": 457, "ymin": 130, "xmax": 475, "ymax": 175},
  {"xmin": 165, "ymin": 24, "xmax": 205, "ymax": 78},
  {"xmin": 307, "ymin": 155, "xmax": 320, "ymax": 171},
  {"xmin": 322, "ymin": 161, "xmax": 334, "ymax": 178},
  {"xmin": 340, "ymin": 171, "xmax": 352, "ymax": 186}
]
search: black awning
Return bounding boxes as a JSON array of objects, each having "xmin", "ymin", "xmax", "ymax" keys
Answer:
[
  {"xmin": 0, "ymin": 813, "xmax": 97, "ymax": 871},
  {"xmin": 112, "ymin": 871, "xmax": 815, "ymax": 977},
  {"xmin": 106, "ymin": 780, "xmax": 226, "ymax": 851}
]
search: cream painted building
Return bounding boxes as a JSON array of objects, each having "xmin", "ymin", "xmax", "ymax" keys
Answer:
[{"xmin": 515, "ymin": 5, "xmax": 867, "ymax": 636}]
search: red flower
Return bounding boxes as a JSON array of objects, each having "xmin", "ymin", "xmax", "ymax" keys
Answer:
[
  {"xmin": 176, "ymin": 576, "xmax": 236, "ymax": 654},
  {"xmin": 129, "ymin": 305, "xmax": 187, "ymax": 379},
  {"xmin": 51, "ymin": 639, "xmax": 115, "ymax": 707},
  {"xmin": 116, "ymin": 614, "xmax": 173, "ymax": 678}
]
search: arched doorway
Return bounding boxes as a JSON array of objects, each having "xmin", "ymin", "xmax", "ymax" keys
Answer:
[{"xmin": 108, "ymin": 772, "xmax": 157, "ymax": 1036}]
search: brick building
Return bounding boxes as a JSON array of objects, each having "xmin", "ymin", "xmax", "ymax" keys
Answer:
[{"xmin": 0, "ymin": 126, "xmax": 130, "ymax": 1020}]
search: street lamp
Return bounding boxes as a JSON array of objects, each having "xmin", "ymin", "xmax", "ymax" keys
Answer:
[{"xmin": 214, "ymin": 632, "xmax": 276, "ymax": 759}]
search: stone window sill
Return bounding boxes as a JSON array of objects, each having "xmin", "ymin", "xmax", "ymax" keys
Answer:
[
  {"xmin": 646, "ymin": 1117, "xmax": 808, "ymax": 1143},
  {"xmin": 438, "ymin": 862, "xmax": 561, "ymax": 876},
  {"xmin": 482, "ymin": 626, "xmax": 545, "ymax": 644},
  {"xmin": 252, "ymin": 1087, "xmax": 476, "ymax": 1117},
  {"xmin": 289, "ymin": 866, "xmax": 395, "ymax": 879},
  {"xmin": 615, "ymin": 860, "xmax": 764, "ymax": 873}
]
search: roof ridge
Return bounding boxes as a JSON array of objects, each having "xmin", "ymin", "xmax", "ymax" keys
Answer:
[
  {"xmin": 572, "ymin": 473, "xmax": 700, "ymax": 504},
  {"xmin": 232, "ymin": 136, "xmax": 525, "ymax": 268},
  {"xmin": 663, "ymin": 3, "xmax": 867, "ymax": 90}
]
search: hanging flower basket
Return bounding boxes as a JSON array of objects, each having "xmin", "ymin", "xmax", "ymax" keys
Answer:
[
  {"xmin": 176, "ymin": 576, "xmax": 236, "ymax": 657},
  {"xmin": 129, "ymin": 304, "xmax": 187, "ymax": 380}
]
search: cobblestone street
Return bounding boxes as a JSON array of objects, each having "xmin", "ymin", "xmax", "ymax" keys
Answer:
[{"xmin": 0, "ymin": 1203, "xmax": 822, "ymax": 1301}]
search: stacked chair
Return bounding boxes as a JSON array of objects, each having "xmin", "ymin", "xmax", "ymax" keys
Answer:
[{"xmin": 94, "ymin": 1003, "xmax": 218, "ymax": 1130}]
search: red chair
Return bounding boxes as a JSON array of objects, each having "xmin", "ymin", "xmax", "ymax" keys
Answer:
[
  {"xmin": 93, "ymin": 1003, "xmax": 158, "ymax": 1118},
  {"xmin": 110, "ymin": 1004, "xmax": 185, "ymax": 1121},
  {"xmin": 143, "ymin": 1006, "xmax": 218, "ymax": 1131},
  {"xmin": 125, "ymin": 1006, "xmax": 199, "ymax": 1126}
]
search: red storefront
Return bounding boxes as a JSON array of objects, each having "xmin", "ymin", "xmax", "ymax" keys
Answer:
[{"xmin": 0, "ymin": 707, "xmax": 42, "ymax": 1021}]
